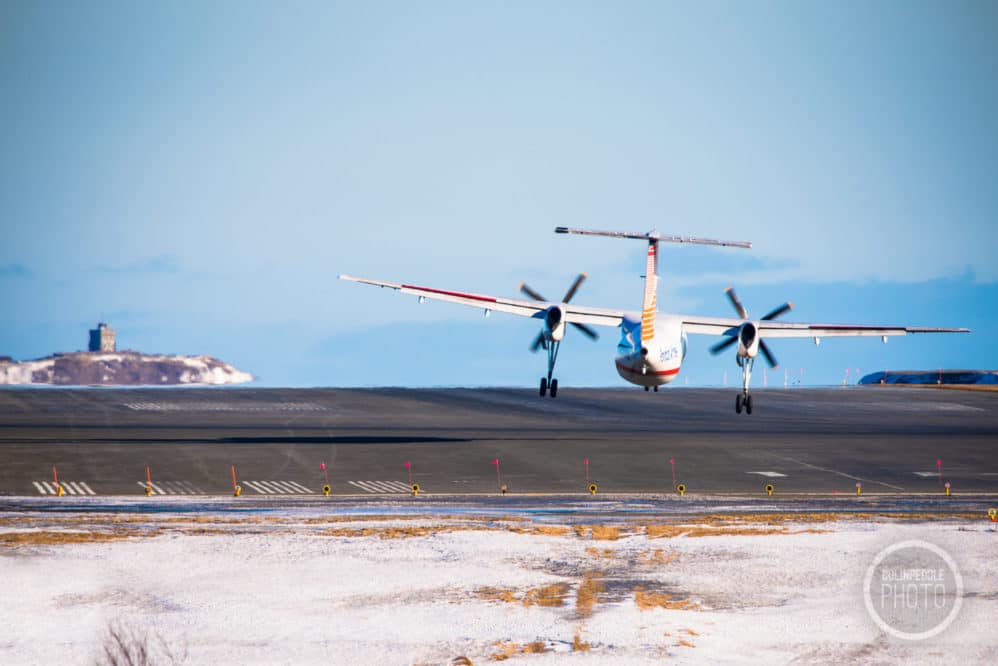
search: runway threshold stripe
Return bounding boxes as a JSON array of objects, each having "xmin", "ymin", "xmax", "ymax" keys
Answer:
[
  {"xmin": 33, "ymin": 482, "xmax": 49, "ymax": 495},
  {"xmin": 274, "ymin": 481, "xmax": 303, "ymax": 493},
  {"xmin": 244, "ymin": 481, "xmax": 271, "ymax": 494},
  {"xmin": 287, "ymin": 481, "xmax": 312, "ymax": 493},
  {"xmin": 63, "ymin": 483, "xmax": 77, "ymax": 495},
  {"xmin": 261, "ymin": 481, "xmax": 289, "ymax": 494}
]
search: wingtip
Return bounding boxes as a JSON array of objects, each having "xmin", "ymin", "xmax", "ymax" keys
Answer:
[{"xmin": 788, "ymin": 301, "xmax": 794, "ymax": 310}]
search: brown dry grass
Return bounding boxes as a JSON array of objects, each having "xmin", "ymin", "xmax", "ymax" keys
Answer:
[
  {"xmin": 633, "ymin": 586, "xmax": 698, "ymax": 611},
  {"xmin": 489, "ymin": 640, "xmax": 548, "ymax": 661},
  {"xmin": 507, "ymin": 525, "xmax": 570, "ymax": 537},
  {"xmin": 322, "ymin": 525, "xmax": 494, "ymax": 539},
  {"xmin": 0, "ymin": 529, "xmax": 152, "ymax": 546},
  {"xmin": 638, "ymin": 548, "xmax": 678, "ymax": 565},
  {"xmin": 489, "ymin": 642, "xmax": 518, "ymax": 661},
  {"xmin": 475, "ymin": 587, "xmax": 517, "ymax": 604},
  {"xmin": 584, "ymin": 546, "xmax": 616, "ymax": 559},
  {"xmin": 644, "ymin": 524, "xmax": 829, "ymax": 539},
  {"xmin": 574, "ymin": 525, "xmax": 624, "ymax": 540},
  {"xmin": 575, "ymin": 572, "xmax": 605, "ymax": 618},
  {"xmin": 677, "ymin": 639, "xmax": 695, "ymax": 648},
  {"xmin": 572, "ymin": 634, "xmax": 591, "ymax": 652},
  {"xmin": 523, "ymin": 583, "xmax": 570, "ymax": 608}
]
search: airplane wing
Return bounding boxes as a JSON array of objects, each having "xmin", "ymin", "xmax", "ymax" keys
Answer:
[
  {"xmin": 340, "ymin": 275, "xmax": 632, "ymax": 327},
  {"xmin": 681, "ymin": 314, "xmax": 970, "ymax": 338}
]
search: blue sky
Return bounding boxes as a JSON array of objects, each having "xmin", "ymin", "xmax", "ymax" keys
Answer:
[{"xmin": 1, "ymin": 1, "xmax": 996, "ymax": 386}]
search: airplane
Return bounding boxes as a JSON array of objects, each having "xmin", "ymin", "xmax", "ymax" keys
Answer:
[{"xmin": 340, "ymin": 227, "xmax": 969, "ymax": 413}]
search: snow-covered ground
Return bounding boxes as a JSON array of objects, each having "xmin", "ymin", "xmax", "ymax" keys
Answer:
[{"xmin": 1, "ymin": 511, "xmax": 995, "ymax": 664}]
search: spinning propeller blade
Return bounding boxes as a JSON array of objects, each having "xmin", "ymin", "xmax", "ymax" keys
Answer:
[
  {"xmin": 710, "ymin": 336, "xmax": 738, "ymax": 355},
  {"xmin": 571, "ymin": 322, "xmax": 599, "ymax": 340},
  {"xmin": 761, "ymin": 302, "xmax": 793, "ymax": 321},
  {"xmin": 562, "ymin": 273, "xmax": 587, "ymax": 303},
  {"xmin": 759, "ymin": 340, "xmax": 778, "ymax": 368},
  {"xmin": 519, "ymin": 283, "xmax": 546, "ymax": 302},
  {"xmin": 724, "ymin": 286, "xmax": 748, "ymax": 319}
]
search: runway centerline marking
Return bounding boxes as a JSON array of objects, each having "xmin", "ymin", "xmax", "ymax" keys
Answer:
[
  {"xmin": 746, "ymin": 471, "xmax": 787, "ymax": 478},
  {"xmin": 775, "ymin": 455, "xmax": 905, "ymax": 491}
]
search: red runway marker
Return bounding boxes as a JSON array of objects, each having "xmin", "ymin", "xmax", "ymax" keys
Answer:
[
  {"xmin": 405, "ymin": 460, "xmax": 413, "ymax": 486},
  {"xmin": 320, "ymin": 461, "xmax": 329, "ymax": 485},
  {"xmin": 491, "ymin": 458, "xmax": 502, "ymax": 491},
  {"xmin": 52, "ymin": 465, "xmax": 60, "ymax": 489},
  {"xmin": 936, "ymin": 458, "xmax": 942, "ymax": 484},
  {"xmin": 584, "ymin": 458, "xmax": 590, "ymax": 484},
  {"xmin": 146, "ymin": 465, "xmax": 152, "ymax": 485},
  {"xmin": 230, "ymin": 464, "xmax": 238, "ymax": 493},
  {"xmin": 669, "ymin": 458, "xmax": 676, "ymax": 487}
]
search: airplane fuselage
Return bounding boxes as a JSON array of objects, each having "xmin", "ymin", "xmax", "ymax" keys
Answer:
[{"xmin": 613, "ymin": 315, "xmax": 688, "ymax": 387}]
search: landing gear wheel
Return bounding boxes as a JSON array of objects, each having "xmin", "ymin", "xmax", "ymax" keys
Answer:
[
  {"xmin": 735, "ymin": 394, "xmax": 743, "ymax": 414},
  {"xmin": 539, "ymin": 377, "xmax": 547, "ymax": 397},
  {"xmin": 653, "ymin": 386, "xmax": 659, "ymax": 392},
  {"xmin": 644, "ymin": 386, "xmax": 649, "ymax": 392},
  {"xmin": 745, "ymin": 394, "xmax": 753, "ymax": 415},
  {"xmin": 550, "ymin": 378, "xmax": 558, "ymax": 398}
]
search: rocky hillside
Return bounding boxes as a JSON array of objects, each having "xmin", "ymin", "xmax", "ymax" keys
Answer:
[{"xmin": 0, "ymin": 351, "xmax": 253, "ymax": 386}]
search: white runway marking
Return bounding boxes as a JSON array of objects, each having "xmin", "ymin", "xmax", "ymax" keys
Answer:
[
  {"xmin": 136, "ymin": 481, "xmax": 203, "ymax": 495},
  {"xmin": 242, "ymin": 480, "xmax": 313, "ymax": 495},
  {"xmin": 746, "ymin": 471, "xmax": 787, "ymax": 478},
  {"xmin": 33, "ymin": 481, "xmax": 96, "ymax": 495},
  {"xmin": 347, "ymin": 480, "xmax": 411, "ymax": 494},
  {"xmin": 775, "ymin": 455, "xmax": 905, "ymax": 491},
  {"xmin": 913, "ymin": 472, "xmax": 939, "ymax": 478}
]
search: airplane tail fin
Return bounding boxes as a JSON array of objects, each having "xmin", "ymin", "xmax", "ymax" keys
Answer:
[
  {"xmin": 641, "ymin": 241, "xmax": 658, "ymax": 341},
  {"xmin": 554, "ymin": 227, "xmax": 752, "ymax": 343}
]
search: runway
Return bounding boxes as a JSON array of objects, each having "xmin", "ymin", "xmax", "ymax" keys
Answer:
[{"xmin": 1, "ymin": 386, "xmax": 996, "ymax": 499}]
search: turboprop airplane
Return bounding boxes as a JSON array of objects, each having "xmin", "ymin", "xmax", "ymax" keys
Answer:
[{"xmin": 340, "ymin": 227, "xmax": 969, "ymax": 413}]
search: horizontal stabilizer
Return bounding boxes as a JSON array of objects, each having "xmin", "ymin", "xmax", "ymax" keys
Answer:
[{"xmin": 555, "ymin": 226, "xmax": 752, "ymax": 249}]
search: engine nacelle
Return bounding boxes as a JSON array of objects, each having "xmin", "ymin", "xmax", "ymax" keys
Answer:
[
  {"xmin": 544, "ymin": 305, "xmax": 566, "ymax": 342},
  {"xmin": 736, "ymin": 321, "xmax": 760, "ymax": 358}
]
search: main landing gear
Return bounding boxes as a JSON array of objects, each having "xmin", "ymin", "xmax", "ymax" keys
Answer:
[
  {"xmin": 735, "ymin": 356, "xmax": 754, "ymax": 415},
  {"xmin": 643, "ymin": 386, "xmax": 659, "ymax": 392},
  {"xmin": 539, "ymin": 340, "xmax": 560, "ymax": 398}
]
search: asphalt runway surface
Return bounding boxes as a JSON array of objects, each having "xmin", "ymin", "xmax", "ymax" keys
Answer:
[{"xmin": 1, "ymin": 387, "xmax": 996, "ymax": 500}]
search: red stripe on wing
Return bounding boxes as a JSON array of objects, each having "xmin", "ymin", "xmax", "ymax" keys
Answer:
[{"xmin": 401, "ymin": 285, "xmax": 499, "ymax": 303}]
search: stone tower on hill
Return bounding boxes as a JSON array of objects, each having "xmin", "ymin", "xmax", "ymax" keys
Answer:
[{"xmin": 88, "ymin": 322, "xmax": 116, "ymax": 352}]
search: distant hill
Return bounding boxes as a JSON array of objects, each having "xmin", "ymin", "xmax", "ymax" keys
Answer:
[
  {"xmin": 0, "ymin": 351, "xmax": 253, "ymax": 386},
  {"xmin": 859, "ymin": 370, "xmax": 998, "ymax": 386}
]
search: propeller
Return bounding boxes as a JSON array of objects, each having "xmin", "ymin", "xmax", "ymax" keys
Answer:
[
  {"xmin": 709, "ymin": 287, "xmax": 792, "ymax": 368},
  {"xmin": 520, "ymin": 273, "xmax": 600, "ymax": 351}
]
